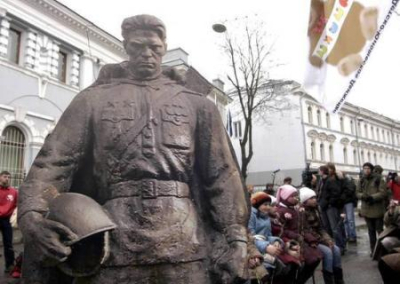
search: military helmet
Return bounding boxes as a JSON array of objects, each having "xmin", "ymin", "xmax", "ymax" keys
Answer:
[{"xmin": 46, "ymin": 192, "xmax": 117, "ymax": 277}]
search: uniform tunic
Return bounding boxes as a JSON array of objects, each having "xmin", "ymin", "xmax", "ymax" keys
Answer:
[{"xmin": 18, "ymin": 65, "xmax": 249, "ymax": 272}]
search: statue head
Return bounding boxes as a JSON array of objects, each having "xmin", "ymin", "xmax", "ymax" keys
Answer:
[{"xmin": 121, "ymin": 15, "xmax": 167, "ymax": 79}]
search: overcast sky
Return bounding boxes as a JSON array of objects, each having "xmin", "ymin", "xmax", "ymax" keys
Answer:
[{"xmin": 58, "ymin": 0, "xmax": 400, "ymax": 120}]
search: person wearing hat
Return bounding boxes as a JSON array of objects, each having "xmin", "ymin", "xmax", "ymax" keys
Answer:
[
  {"xmin": 276, "ymin": 185, "xmax": 321, "ymax": 284},
  {"xmin": 249, "ymin": 192, "xmax": 298, "ymax": 284},
  {"xmin": 249, "ymin": 192, "xmax": 283, "ymax": 258},
  {"xmin": 356, "ymin": 162, "xmax": 388, "ymax": 256},
  {"xmin": 300, "ymin": 187, "xmax": 345, "ymax": 284}
]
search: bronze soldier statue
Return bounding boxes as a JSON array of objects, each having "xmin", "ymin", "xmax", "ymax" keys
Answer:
[{"xmin": 18, "ymin": 15, "xmax": 250, "ymax": 284}]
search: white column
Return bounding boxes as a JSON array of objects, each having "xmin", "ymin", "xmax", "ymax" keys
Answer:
[
  {"xmin": 24, "ymin": 29, "xmax": 38, "ymax": 69},
  {"xmin": 0, "ymin": 10, "xmax": 10, "ymax": 59},
  {"xmin": 70, "ymin": 51, "xmax": 80, "ymax": 87},
  {"xmin": 49, "ymin": 41, "xmax": 60, "ymax": 79},
  {"xmin": 79, "ymin": 52, "xmax": 95, "ymax": 89}
]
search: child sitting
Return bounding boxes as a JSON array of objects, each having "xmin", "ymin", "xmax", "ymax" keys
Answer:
[
  {"xmin": 300, "ymin": 187, "xmax": 345, "ymax": 284},
  {"xmin": 276, "ymin": 185, "xmax": 322, "ymax": 284}
]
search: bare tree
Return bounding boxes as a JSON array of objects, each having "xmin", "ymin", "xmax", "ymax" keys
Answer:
[{"xmin": 222, "ymin": 19, "xmax": 298, "ymax": 182}]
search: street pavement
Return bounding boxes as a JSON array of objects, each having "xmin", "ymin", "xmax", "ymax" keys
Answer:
[{"xmin": 0, "ymin": 216, "xmax": 384, "ymax": 284}]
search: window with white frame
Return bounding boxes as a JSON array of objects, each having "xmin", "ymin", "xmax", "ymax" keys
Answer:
[
  {"xmin": 374, "ymin": 153, "xmax": 378, "ymax": 164},
  {"xmin": 361, "ymin": 150, "xmax": 365, "ymax": 164},
  {"xmin": 350, "ymin": 120, "xmax": 355, "ymax": 135},
  {"xmin": 308, "ymin": 106, "xmax": 313, "ymax": 124},
  {"xmin": 353, "ymin": 149, "xmax": 358, "ymax": 165},
  {"xmin": 340, "ymin": 117, "xmax": 344, "ymax": 132},
  {"xmin": 311, "ymin": 142, "xmax": 316, "ymax": 160},
  {"xmin": 329, "ymin": 145, "xmax": 334, "ymax": 162},
  {"xmin": 317, "ymin": 110, "xmax": 321, "ymax": 126},
  {"xmin": 326, "ymin": 113, "xmax": 330, "ymax": 129},
  {"xmin": 7, "ymin": 27, "xmax": 22, "ymax": 64},
  {"xmin": 343, "ymin": 147, "xmax": 348, "ymax": 164},
  {"xmin": 367, "ymin": 152, "xmax": 371, "ymax": 163},
  {"xmin": 320, "ymin": 143, "xmax": 325, "ymax": 161},
  {"xmin": 382, "ymin": 130, "xmax": 386, "ymax": 143},
  {"xmin": 57, "ymin": 49, "xmax": 68, "ymax": 83},
  {"xmin": 0, "ymin": 126, "xmax": 26, "ymax": 187},
  {"xmin": 233, "ymin": 121, "xmax": 242, "ymax": 138},
  {"xmin": 377, "ymin": 128, "xmax": 380, "ymax": 141},
  {"xmin": 371, "ymin": 126, "xmax": 375, "ymax": 140},
  {"xmin": 364, "ymin": 124, "xmax": 368, "ymax": 139}
]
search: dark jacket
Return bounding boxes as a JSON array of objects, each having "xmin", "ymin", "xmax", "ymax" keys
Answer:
[
  {"xmin": 303, "ymin": 206, "xmax": 333, "ymax": 247},
  {"xmin": 317, "ymin": 175, "xmax": 344, "ymax": 210},
  {"xmin": 356, "ymin": 173, "xmax": 388, "ymax": 218},
  {"xmin": 342, "ymin": 177, "xmax": 358, "ymax": 206},
  {"xmin": 276, "ymin": 205, "xmax": 322, "ymax": 266}
]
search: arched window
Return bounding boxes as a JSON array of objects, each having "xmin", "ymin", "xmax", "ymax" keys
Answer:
[
  {"xmin": 353, "ymin": 149, "xmax": 358, "ymax": 165},
  {"xmin": 329, "ymin": 145, "xmax": 334, "ymax": 162},
  {"xmin": 350, "ymin": 120, "xmax": 355, "ymax": 135},
  {"xmin": 340, "ymin": 117, "xmax": 344, "ymax": 132},
  {"xmin": 371, "ymin": 126, "xmax": 375, "ymax": 140},
  {"xmin": 364, "ymin": 124, "xmax": 368, "ymax": 139},
  {"xmin": 311, "ymin": 142, "xmax": 316, "ymax": 160},
  {"xmin": 382, "ymin": 130, "xmax": 386, "ymax": 142},
  {"xmin": 343, "ymin": 147, "xmax": 348, "ymax": 164},
  {"xmin": 361, "ymin": 150, "xmax": 365, "ymax": 164},
  {"xmin": 374, "ymin": 153, "xmax": 378, "ymax": 164},
  {"xmin": 320, "ymin": 143, "xmax": 325, "ymax": 161},
  {"xmin": 326, "ymin": 113, "xmax": 330, "ymax": 129},
  {"xmin": 387, "ymin": 131, "xmax": 391, "ymax": 144},
  {"xmin": 0, "ymin": 126, "xmax": 26, "ymax": 187},
  {"xmin": 367, "ymin": 151, "xmax": 371, "ymax": 163},
  {"xmin": 308, "ymin": 106, "xmax": 313, "ymax": 124},
  {"xmin": 317, "ymin": 110, "xmax": 322, "ymax": 126}
]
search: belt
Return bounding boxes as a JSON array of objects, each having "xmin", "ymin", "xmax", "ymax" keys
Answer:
[{"xmin": 110, "ymin": 179, "xmax": 190, "ymax": 199}]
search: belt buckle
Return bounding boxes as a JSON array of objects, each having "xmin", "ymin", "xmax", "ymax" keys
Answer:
[{"xmin": 141, "ymin": 180, "xmax": 157, "ymax": 199}]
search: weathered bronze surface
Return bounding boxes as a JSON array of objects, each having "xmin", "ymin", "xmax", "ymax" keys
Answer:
[{"xmin": 18, "ymin": 15, "xmax": 249, "ymax": 284}]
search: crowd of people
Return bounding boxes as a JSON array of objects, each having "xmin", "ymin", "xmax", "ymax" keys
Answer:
[
  {"xmin": 246, "ymin": 162, "xmax": 400, "ymax": 284},
  {"xmin": 2, "ymin": 161, "xmax": 400, "ymax": 283}
]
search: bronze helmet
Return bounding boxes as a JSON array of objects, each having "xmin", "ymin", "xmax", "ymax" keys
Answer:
[{"xmin": 46, "ymin": 192, "xmax": 117, "ymax": 277}]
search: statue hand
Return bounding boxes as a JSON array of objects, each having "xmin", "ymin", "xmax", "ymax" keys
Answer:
[
  {"xmin": 216, "ymin": 241, "xmax": 248, "ymax": 284},
  {"xmin": 19, "ymin": 211, "xmax": 78, "ymax": 266}
]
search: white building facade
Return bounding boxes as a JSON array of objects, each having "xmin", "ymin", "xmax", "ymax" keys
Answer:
[
  {"xmin": 0, "ymin": 0, "xmax": 127, "ymax": 186},
  {"xmin": 230, "ymin": 91, "xmax": 400, "ymax": 189}
]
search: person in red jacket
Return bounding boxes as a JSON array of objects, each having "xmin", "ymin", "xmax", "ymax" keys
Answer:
[
  {"xmin": 388, "ymin": 173, "xmax": 400, "ymax": 202},
  {"xmin": 0, "ymin": 171, "xmax": 18, "ymax": 272}
]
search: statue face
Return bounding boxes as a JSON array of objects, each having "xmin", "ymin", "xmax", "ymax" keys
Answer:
[{"xmin": 124, "ymin": 29, "xmax": 166, "ymax": 79}]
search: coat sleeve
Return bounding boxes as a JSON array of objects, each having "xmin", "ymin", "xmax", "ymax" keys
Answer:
[
  {"xmin": 371, "ymin": 177, "xmax": 388, "ymax": 202},
  {"xmin": 196, "ymin": 99, "xmax": 249, "ymax": 243},
  {"xmin": 17, "ymin": 92, "xmax": 92, "ymax": 221},
  {"xmin": 356, "ymin": 179, "xmax": 363, "ymax": 200}
]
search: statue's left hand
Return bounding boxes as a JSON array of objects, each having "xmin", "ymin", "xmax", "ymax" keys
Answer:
[{"xmin": 216, "ymin": 241, "xmax": 248, "ymax": 284}]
